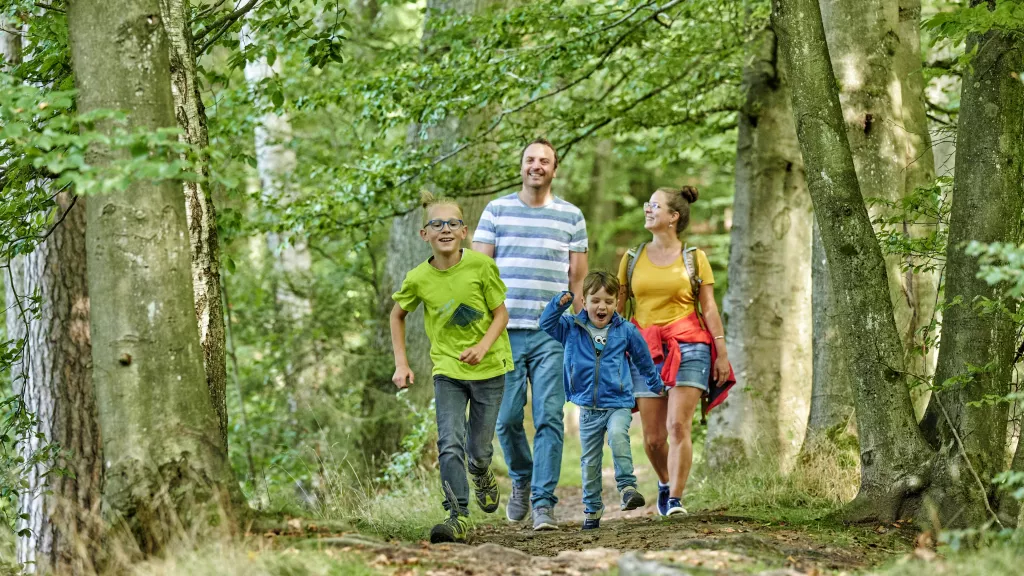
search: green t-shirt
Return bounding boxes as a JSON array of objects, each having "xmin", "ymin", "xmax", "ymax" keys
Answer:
[{"xmin": 393, "ymin": 249, "xmax": 514, "ymax": 380}]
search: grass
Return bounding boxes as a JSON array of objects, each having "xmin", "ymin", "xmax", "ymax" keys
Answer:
[{"xmin": 873, "ymin": 543, "xmax": 1024, "ymax": 576}]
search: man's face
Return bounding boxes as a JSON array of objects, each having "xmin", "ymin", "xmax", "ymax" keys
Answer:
[
  {"xmin": 520, "ymin": 143, "xmax": 557, "ymax": 190},
  {"xmin": 584, "ymin": 287, "xmax": 616, "ymax": 329}
]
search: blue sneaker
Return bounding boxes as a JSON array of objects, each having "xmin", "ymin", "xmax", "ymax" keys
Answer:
[
  {"xmin": 657, "ymin": 484, "xmax": 670, "ymax": 516},
  {"xmin": 582, "ymin": 509, "xmax": 602, "ymax": 530},
  {"xmin": 665, "ymin": 497, "xmax": 687, "ymax": 516}
]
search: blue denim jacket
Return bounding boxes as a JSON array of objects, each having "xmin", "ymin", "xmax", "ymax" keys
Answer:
[{"xmin": 539, "ymin": 292, "xmax": 664, "ymax": 409}]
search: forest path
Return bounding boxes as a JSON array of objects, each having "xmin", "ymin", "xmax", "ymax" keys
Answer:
[
  {"xmin": 305, "ymin": 511, "xmax": 917, "ymax": 575},
  {"xmin": 288, "ymin": 479, "xmax": 919, "ymax": 575}
]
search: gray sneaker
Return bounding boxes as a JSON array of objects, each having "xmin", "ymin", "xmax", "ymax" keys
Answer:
[
  {"xmin": 506, "ymin": 483, "xmax": 530, "ymax": 522},
  {"xmin": 532, "ymin": 506, "xmax": 558, "ymax": 531}
]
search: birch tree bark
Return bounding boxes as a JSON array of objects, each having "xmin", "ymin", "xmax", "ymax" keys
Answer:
[
  {"xmin": 705, "ymin": 28, "xmax": 813, "ymax": 470},
  {"xmin": 67, "ymin": 0, "xmax": 234, "ymax": 551},
  {"xmin": 772, "ymin": 0, "xmax": 934, "ymax": 522},
  {"xmin": 159, "ymin": 0, "xmax": 230, "ymax": 453},
  {"xmin": 923, "ymin": 3, "xmax": 1024, "ymax": 526},
  {"xmin": 3, "ymin": 25, "xmax": 102, "ymax": 575}
]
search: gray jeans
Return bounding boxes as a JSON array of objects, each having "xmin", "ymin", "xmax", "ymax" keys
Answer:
[{"xmin": 435, "ymin": 373, "xmax": 505, "ymax": 515}]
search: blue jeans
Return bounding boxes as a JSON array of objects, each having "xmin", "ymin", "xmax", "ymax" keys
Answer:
[
  {"xmin": 497, "ymin": 328, "xmax": 565, "ymax": 509},
  {"xmin": 435, "ymin": 373, "xmax": 505, "ymax": 516},
  {"xmin": 579, "ymin": 407, "xmax": 636, "ymax": 514}
]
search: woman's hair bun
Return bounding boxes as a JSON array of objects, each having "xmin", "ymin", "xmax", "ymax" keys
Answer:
[{"xmin": 679, "ymin": 185, "xmax": 699, "ymax": 204}]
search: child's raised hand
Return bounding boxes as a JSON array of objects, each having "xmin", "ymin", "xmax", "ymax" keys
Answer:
[
  {"xmin": 559, "ymin": 292, "xmax": 573, "ymax": 306},
  {"xmin": 459, "ymin": 343, "xmax": 487, "ymax": 366},
  {"xmin": 392, "ymin": 365, "xmax": 414, "ymax": 389}
]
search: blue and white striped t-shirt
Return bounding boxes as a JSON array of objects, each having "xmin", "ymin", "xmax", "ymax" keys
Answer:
[{"xmin": 474, "ymin": 193, "xmax": 588, "ymax": 330}]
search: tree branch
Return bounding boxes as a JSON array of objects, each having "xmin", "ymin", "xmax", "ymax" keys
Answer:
[
  {"xmin": 194, "ymin": 0, "xmax": 259, "ymax": 55},
  {"xmin": 190, "ymin": 0, "xmax": 228, "ymax": 24},
  {"xmin": 34, "ymin": 2, "xmax": 64, "ymax": 13}
]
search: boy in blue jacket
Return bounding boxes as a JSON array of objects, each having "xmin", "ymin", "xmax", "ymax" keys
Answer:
[{"xmin": 539, "ymin": 271, "xmax": 665, "ymax": 530}]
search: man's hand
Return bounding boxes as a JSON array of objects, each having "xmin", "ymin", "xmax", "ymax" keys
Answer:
[
  {"xmin": 460, "ymin": 343, "xmax": 488, "ymax": 365},
  {"xmin": 393, "ymin": 365, "xmax": 414, "ymax": 389},
  {"xmin": 559, "ymin": 292, "xmax": 573, "ymax": 306}
]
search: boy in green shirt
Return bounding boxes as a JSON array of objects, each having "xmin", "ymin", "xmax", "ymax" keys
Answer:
[{"xmin": 390, "ymin": 193, "xmax": 514, "ymax": 543}]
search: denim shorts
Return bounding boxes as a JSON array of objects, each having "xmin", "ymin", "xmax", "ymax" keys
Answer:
[{"xmin": 632, "ymin": 342, "xmax": 711, "ymax": 398}]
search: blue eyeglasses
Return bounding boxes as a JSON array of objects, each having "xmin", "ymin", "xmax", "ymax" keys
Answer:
[{"xmin": 424, "ymin": 218, "xmax": 465, "ymax": 232}]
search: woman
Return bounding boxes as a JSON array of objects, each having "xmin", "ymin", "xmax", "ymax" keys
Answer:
[{"xmin": 616, "ymin": 186, "xmax": 731, "ymax": 516}]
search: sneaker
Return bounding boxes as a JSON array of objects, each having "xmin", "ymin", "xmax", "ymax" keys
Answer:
[
  {"xmin": 429, "ymin": 512, "xmax": 469, "ymax": 543},
  {"xmin": 657, "ymin": 484, "xmax": 670, "ymax": 516},
  {"xmin": 620, "ymin": 486, "xmax": 646, "ymax": 511},
  {"xmin": 582, "ymin": 509, "xmax": 602, "ymax": 531},
  {"xmin": 532, "ymin": 506, "xmax": 558, "ymax": 531},
  {"xmin": 472, "ymin": 470, "xmax": 500, "ymax": 513},
  {"xmin": 506, "ymin": 483, "xmax": 530, "ymax": 522},
  {"xmin": 665, "ymin": 497, "xmax": 687, "ymax": 516}
]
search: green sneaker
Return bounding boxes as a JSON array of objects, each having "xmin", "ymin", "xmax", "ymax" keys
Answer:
[
  {"xmin": 472, "ymin": 470, "xmax": 500, "ymax": 513},
  {"xmin": 429, "ymin": 512, "xmax": 469, "ymax": 543}
]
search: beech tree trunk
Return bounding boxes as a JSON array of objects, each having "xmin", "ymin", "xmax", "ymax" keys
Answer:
[
  {"xmin": 705, "ymin": 28, "xmax": 812, "ymax": 470},
  {"xmin": 923, "ymin": 4, "xmax": 1024, "ymax": 527},
  {"xmin": 160, "ymin": 0, "xmax": 230, "ymax": 453},
  {"xmin": 894, "ymin": 0, "xmax": 939, "ymax": 407},
  {"xmin": 818, "ymin": 0, "xmax": 937, "ymax": 415},
  {"xmin": 67, "ymin": 0, "xmax": 234, "ymax": 551},
  {"xmin": 804, "ymin": 223, "xmax": 855, "ymax": 442},
  {"xmin": 772, "ymin": 0, "xmax": 934, "ymax": 522}
]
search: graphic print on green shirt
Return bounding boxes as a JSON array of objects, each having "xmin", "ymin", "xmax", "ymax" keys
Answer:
[{"xmin": 392, "ymin": 249, "xmax": 514, "ymax": 380}]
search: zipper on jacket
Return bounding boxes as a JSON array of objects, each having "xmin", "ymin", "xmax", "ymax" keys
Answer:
[{"xmin": 575, "ymin": 318, "xmax": 601, "ymax": 407}]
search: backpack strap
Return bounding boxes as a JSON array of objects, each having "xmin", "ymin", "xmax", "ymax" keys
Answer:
[{"xmin": 624, "ymin": 242, "xmax": 646, "ymax": 319}]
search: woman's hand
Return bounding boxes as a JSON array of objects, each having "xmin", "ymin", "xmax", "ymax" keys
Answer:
[{"xmin": 713, "ymin": 355, "xmax": 730, "ymax": 385}]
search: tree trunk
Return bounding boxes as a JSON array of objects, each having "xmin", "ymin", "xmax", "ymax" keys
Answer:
[
  {"xmin": 772, "ymin": 0, "xmax": 934, "ymax": 522},
  {"xmin": 159, "ymin": 0, "xmax": 230, "ymax": 454},
  {"xmin": 705, "ymin": 28, "xmax": 813, "ymax": 470},
  {"xmin": 805, "ymin": 222, "xmax": 855, "ymax": 441},
  {"xmin": 66, "ymin": 0, "xmax": 234, "ymax": 552},
  {"xmin": 6, "ymin": 196, "xmax": 102, "ymax": 575},
  {"xmin": 819, "ymin": 0, "xmax": 935, "ymax": 412},
  {"xmin": 923, "ymin": 4, "xmax": 1024, "ymax": 527},
  {"xmin": 3, "ymin": 25, "xmax": 102, "ymax": 575},
  {"xmin": 894, "ymin": 0, "xmax": 939, "ymax": 412}
]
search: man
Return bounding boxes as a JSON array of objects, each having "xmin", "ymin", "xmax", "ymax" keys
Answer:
[{"xmin": 472, "ymin": 138, "xmax": 588, "ymax": 530}]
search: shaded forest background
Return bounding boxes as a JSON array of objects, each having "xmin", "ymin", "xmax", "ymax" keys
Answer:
[{"xmin": 0, "ymin": 0, "xmax": 1023, "ymax": 573}]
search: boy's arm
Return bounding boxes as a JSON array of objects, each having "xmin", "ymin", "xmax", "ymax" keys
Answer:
[
  {"xmin": 459, "ymin": 303, "xmax": 509, "ymax": 366},
  {"xmin": 390, "ymin": 303, "xmax": 414, "ymax": 388},
  {"xmin": 539, "ymin": 291, "xmax": 574, "ymax": 343},
  {"xmin": 626, "ymin": 325, "xmax": 664, "ymax": 395}
]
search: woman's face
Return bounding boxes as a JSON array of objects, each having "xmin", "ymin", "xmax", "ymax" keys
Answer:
[{"xmin": 643, "ymin": 190, "xmax": 678, "ymax": 233}]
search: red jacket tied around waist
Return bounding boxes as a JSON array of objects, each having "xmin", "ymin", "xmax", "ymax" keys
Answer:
[{"xmin": 632, "ymin": 313, "xmax": 736, "ymax": 416}]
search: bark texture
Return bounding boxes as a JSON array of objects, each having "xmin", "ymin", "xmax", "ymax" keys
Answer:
[
  {"xmin": 818, "ymin": 0, "xmax": 938, "ymax": 416},
  {"xmin": 160, "ymin": 0, "xmax": 230, "ymax": 454},
  {"xmin": 894, "ymin": 0, "xmax": 939, "ymax": 406},
  {"xmin": 6, "ymin": 199, "xmax": 102, "ymax": 574},
  {"xmin": 706, "ymin": 28, "xmax": 813, "ymax": 470},
  {"xmin": 772, "ymin": 0, "xmax": 934, "ymax": 521},
  {"xmin": 923, "ymin": 7, "xmax": 1024, "ymax": 526},
  {"xmin": 3, "ymin": 26, "xmax": 102, "ymax": 575},
  {"xmin": 67, "ymin": 0, "xmax": 234, "ymax": 551},
  {"xmin": 805, "ymin": 222, "xmax": 855, "ymax": 441}
]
